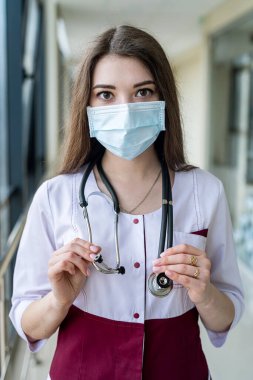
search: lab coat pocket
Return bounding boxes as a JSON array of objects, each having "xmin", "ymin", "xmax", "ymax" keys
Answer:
[
  {"xmin": 173, "ymin": 231, "xmax": 207, "ymax": 252},
  {"xmin": 173, "ymin": 231, "xmax": 207, "ymax": 309}
]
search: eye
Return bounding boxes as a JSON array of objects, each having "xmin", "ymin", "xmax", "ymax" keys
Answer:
[
  {"xmin": 136, "ymin": 88, "xmax": 154, "ymax": 97},
  {"xmin": 96, "ymin": 91, "xmax": 113, "ymax": 100}
]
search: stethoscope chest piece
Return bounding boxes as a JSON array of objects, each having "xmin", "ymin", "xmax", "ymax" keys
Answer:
[{"xmin": 148, "ymin": 272, "xmax": 173, "ymax": 297}]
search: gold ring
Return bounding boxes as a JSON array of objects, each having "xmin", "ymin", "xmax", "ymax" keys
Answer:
[
  {"xmin": 190, "ymin": 255, "xmax": 198, "ymax": 266},
  {"xmin": 193, "ymin": 268, "xmax": 200, "ymax": 279}
]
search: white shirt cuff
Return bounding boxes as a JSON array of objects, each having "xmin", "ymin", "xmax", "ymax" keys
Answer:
[
  {"xmin": 205, "ymin": 292, "xmax": 244, "ymax": 347},
  {"xmin": 9, "ymin": 299, "xmax": 47, "ymax": 352}
]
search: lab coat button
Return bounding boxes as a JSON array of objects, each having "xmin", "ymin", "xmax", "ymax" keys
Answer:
[
  {"xmin": 133, "ymin": 218, "xmax": 139, "ymax": 224},
  {"xmin": 133, "ymin": 313, "xmax": 140, "ymax": 319},
  {"xmin": 134, "ymin": 262, "xmax": 140, "ymax": 268}
]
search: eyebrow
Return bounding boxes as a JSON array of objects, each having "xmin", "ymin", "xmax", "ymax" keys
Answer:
[
  {"xmin": 133, "ymin": 80, "xmax": 156, "ymax": 88},
  {"xmin": 92, "ymin": 84, "xmax": 116, "ymax": 90},
  {"xmin": 92, "ymin": 80, "xmax": 156, "ymax": 90}
]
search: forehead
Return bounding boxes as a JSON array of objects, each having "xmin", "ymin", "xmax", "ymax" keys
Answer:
[{"xmin": 92, "ymin": 54, "xmax": 154, "ymax": 84}]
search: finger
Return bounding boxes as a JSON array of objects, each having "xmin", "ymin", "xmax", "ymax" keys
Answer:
[
  {"xmin": 49, "ymin": 252, "xmax": 86, "ymax": 267},
  {"xmin": 48, "ymin": 260, "xmax": 76, "ymax": 278},
  {"xmin": 153, "ymin": 264, "xmax": 169, "ymax": 273},
  {"xmin": 70, "ymin": 238, "xmax": 101, "ymax": 253},
  {"xmin": 66, "ymin": 239, "xmax": 102, "ymax": 260},
  {"xmin": 152, "ymin": 263, "xmax": 199, "ymax": 277},
  {"xmin": 164, "ymin": 270, "xmax": 200, "ymax": 288},
  {"xmin": 161, "ymin": 244, "xmax": 204, "ymax": 257},
  {"xmin": 164, "ymin": 264, "xmax": 201, "ymax": 278},
  {"xmin": 54, "ymin": 238, "xmax": 101, "ymax": 261},
  {"xmin": 165, "ymin": 266, "xmax": 210, "ymax": 284},
  {"xmin": 50, "ymin": 252, "xmax": 90, "ymax": 276},
  {"xmin": 153, "ymin": 253, "xmax": 203, "ymax": 267},
  {"xmin": 153, "ymin": 262, "xmax": 210, "ymax": 283}
]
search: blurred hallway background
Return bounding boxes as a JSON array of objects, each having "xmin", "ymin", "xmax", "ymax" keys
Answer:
[{"xmin": 1, "ymin": 0, "xmax": 253, "ymax": 379}]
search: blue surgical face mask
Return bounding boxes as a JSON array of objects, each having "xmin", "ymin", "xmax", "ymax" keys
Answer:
[{"xmin": 87, "ymin": 100, "xmax": 165, "ymax": 160}]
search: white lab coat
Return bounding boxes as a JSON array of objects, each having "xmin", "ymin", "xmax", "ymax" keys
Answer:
[{"xmin": 9, "ymin": 166, "xmax": 244, "ymax": 374}]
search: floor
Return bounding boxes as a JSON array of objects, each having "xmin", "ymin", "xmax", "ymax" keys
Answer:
[
  {"xmin": 22, "ymin": 260, "xmax": 253, "ymax": 380},
  {"xmin": 201, "ymin": 260, "xmax": 253, "ymax": 380}
]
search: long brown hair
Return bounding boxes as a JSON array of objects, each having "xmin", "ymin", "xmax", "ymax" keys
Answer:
[{"xmin": 58, "ymin": 25, "xmax": 193, "ymax": 174}]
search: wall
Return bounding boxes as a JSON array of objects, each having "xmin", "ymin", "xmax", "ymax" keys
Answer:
[
  {"xmin": 173, "ymin": 43, "xmax": 209, "ymax": 169},
  {"xmin": 43, "ymin": 0, "xmax": 60, "ymax": 173},
  {"xmin": 172, "ymin": 0, "xmax": 253, "ymax": 167}
]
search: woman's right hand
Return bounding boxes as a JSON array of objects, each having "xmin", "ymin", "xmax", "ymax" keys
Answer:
[{"xmin": 48, "ymin": 238, "xmax": 101, "ymax": 309}]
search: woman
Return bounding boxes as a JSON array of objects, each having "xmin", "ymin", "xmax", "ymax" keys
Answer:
[{"xmin": 10, "ymin": 25, "xmax": 244, "ymax": 380}]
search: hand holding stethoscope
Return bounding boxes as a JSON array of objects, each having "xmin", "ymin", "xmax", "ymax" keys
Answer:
[
  {"xmin": 48, "ymin": 238, "xmax": 101, "ymax": 308},
  {"xmin": 152, "ymin": 244, "xmax": 212, "ymax": 305}
]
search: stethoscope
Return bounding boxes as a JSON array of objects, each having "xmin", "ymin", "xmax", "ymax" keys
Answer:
[{"xmin": 79, "ymin": 154, "xmax": 173, "ymax": 297}]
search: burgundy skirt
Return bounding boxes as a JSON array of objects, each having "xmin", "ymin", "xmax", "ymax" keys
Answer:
[{"xmin": 50, "ymin": 305, "xmax": 208, "ymax": 380}]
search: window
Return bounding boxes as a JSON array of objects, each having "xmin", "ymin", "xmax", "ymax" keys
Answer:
[
  {"xmin": 247, "ymin": 68, "xmax": 253, "ymax": 183},
  {"xmin": 0, "ymin": 1, "xmax": 46, "ymax": 375},
  {"xmin": 0, "ymin": 0, "xmax": 8, "ymax": 256}
]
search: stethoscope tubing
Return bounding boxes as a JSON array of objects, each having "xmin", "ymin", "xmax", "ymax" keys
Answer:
[
  {"xmin": 79, "ymin": 153, "xmax": 173, "ymax": 295},
  {"xmin": 79, "ymin": 155, "xmax": 125, "ymax": 274}
]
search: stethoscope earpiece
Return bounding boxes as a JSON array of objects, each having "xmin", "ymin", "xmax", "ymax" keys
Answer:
[{"xmin": 118, "ymin": 266, "xmax": 125, "ymax": 275}]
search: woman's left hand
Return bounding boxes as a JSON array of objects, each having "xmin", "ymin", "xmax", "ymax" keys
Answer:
[{"xmin": 153, "ymin": 244, "xmax": 212, "ymax": 306}]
